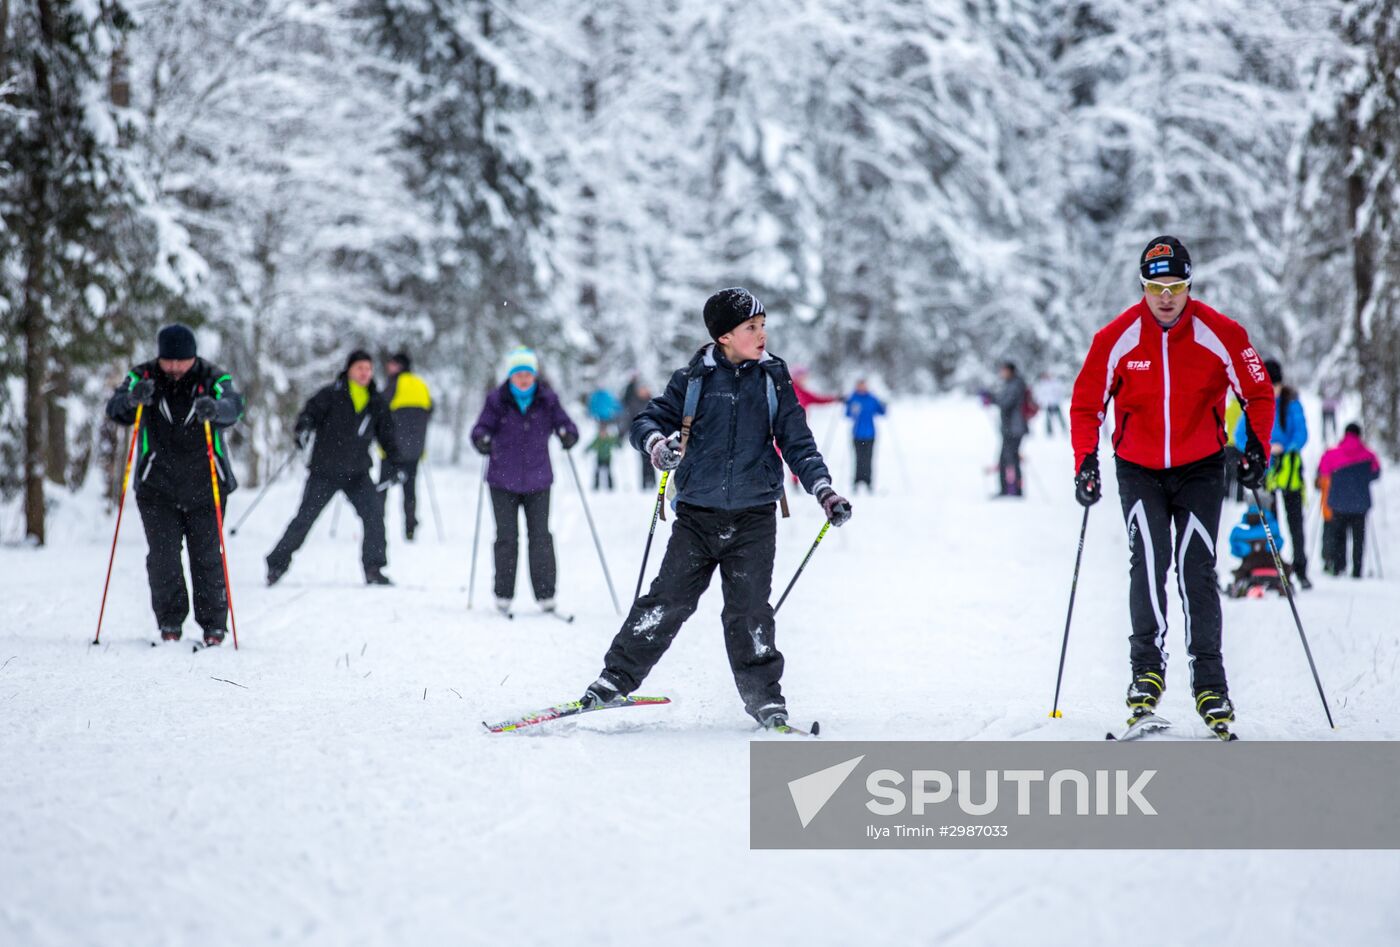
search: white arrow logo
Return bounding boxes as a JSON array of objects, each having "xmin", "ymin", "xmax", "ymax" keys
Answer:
[{"xmin": 787, "ymin": 755, "xmax": 865, "ymax": 828}]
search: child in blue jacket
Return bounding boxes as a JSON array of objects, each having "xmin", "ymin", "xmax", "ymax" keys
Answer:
[{"xmin": 579, "ymin": 288, "xmax": 852, "ymax": 730}]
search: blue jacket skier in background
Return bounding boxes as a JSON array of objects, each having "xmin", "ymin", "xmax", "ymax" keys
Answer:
[
  {"xmin": 845, "ymin": 380, "xmax": 886, "ymax": 491},
  {"xmin": 1234, "ymin": 358, "xmax": 1310, "ymax": 587},
  {"xmin": 579, "ymin": 287, "xmax": 852, "ymax": 730}
]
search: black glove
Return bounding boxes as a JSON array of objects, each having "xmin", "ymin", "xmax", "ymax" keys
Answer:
[
  {"xmin": 816, "ymin": 484, "xmax": 852, "ymax": 527},
  {"xmin": 192, "ymin": 396, "xmax": 218, "ymax": 423},
  {"xmin": 1237, "ymin": 434, "xmax": 1268, "ymax": 490},
  {"xmin": 473, "ymin": 434, "xmax": 492, "ymax": 456},
  {"xmin": 129, "ymin": 377, "xmax": 155, "ymax": 406},
  {"xmin": 558, "ymin": 428, "xmax": 579, "ymax": 450},
  {"xmin": 1074, "ymin": 454, "xmax": 1101, "ymax": 507},
  {"xmin": 295, "ymin": 427, "xmax": 312, "ymax": 450}
]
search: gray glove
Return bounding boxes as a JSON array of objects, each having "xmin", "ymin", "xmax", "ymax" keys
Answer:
[{"xmin": 646, "ymin": 432, "xmax": 684, "ymax": 471}]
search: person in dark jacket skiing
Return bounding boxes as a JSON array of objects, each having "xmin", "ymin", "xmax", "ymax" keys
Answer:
[
  {"xmin": 266, "ymin": 350, "xmax": 404, "ymax": 586},
  {"xmin": 621, "ymin": 376, "xmax": 656, "ymax": 490},
  {"xmin": 578, "ymin": 287, "xmax": 852, "ymax": 731},
  {"xmin": 988, "ymin": 361, "xmax": 1029, "ymax": 497},
  {"xmin": 105, "ymin": 324, "xmax": 244, "ymax": 646},
  {"xmin": 470, "ymin": 347, "xmax": 579, "ymax": 614},
  {"xmin": 1070, "ymin": 235, "xmax": 1275, "ymax": 738},
  {"xmin": 379, "ymin": 352, "xmax": 432, "ymax": 541}
]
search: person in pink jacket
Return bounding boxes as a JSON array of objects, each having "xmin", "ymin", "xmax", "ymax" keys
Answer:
[{"xmin": 1317, "ymin": 423, "xmax": 1382, "ymax": 577}]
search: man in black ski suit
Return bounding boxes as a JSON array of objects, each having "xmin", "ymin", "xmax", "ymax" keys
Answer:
[
  {"xmin": 105, "ymin": 324, "xmax": 244, "ymax": 646},
  {"xmin": 266, "ymin": 350, "xmax": 404, "ymax": 586}
]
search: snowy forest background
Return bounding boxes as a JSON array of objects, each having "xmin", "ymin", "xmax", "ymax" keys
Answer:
[{"xmin": 2, "ymin": 0, "xmax": 1398, "ymax": 544}]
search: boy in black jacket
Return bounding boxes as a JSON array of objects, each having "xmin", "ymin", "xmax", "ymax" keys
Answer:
[
  {"xmin": 580, "ymin": 288, "xmax": 852, "ymax": 729},
  {"xmin": 266, "ymin": 350, "xmax": 404, "ymax": 586},
  {"xmin": 105, "ymin": 324, "xmax": 244, "ymax": 646}
]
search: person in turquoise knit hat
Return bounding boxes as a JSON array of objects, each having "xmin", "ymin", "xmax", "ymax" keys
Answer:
[{"xmin": 471, "ymin": 347, "xmax": 579, "ymax": 614}]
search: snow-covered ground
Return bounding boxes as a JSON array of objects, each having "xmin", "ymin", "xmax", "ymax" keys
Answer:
[{"xmin": 3, "ymin": 396, "xmax": 1399, "ymax": 945}]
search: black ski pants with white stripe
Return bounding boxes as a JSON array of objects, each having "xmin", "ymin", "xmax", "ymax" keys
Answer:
[
  {"xmin": 600, "ymin": 502, "xmax": 784, "ymax": 722},
  {"xmin": 137, "ymin": 488, "xmax": 227, "ymax": 633},
  {"xmin": 1115, "ymin": 452, "xmax": 1227, "ymax": 692}
]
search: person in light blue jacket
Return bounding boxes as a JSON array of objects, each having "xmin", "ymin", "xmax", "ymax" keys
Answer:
[
  {"xmin": 1233, "ymin": 358, "xmax": 1310, "ymax": 587},
  {"xmin": 846, "ymin": 379, "xmax": 887, "ymax": 491}
]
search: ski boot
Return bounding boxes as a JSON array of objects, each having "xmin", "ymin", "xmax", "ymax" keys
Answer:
[
  {"xmin": 579, "ymin": 677, "xmax": 621, "ymax": 711},
  {"xmin": 203, "ymin": 628, "xmax": 226, "ymax": 648},
  {"xmin": 1125, "ymin": 670, "xmax": 1165, "ymax": 725},
  {"xmin": 757, "ymin": 704, "xmax": 791, "ymax": 731},
  {"xmin": 1194, "ymin": 688, "xmax": 1236, "ymax": 740},
  {"xmin": 495, "ymin": 597, "xmax": 512, "ymax": 617},
  {"xmin": 364, "ymin": 568, "xmax": 393, "ymax": 586},
  {"xmin": 159, "ymin": 625, "xmax": 183, "ymax": 642},
  {"xmin": 539, "ymin": 597, "xmax": 557, "ymax": 614}
]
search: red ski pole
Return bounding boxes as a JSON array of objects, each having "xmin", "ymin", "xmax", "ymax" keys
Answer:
[
  {"xmin": 203, "ymin": 415, "xmax": 240, "ymax": 650},
  {"xmin": 93, "ymin": 397, "xmax": 144, "ymax": 645}
]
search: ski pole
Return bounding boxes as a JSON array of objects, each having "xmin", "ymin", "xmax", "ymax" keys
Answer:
[
  {"xmin": 633, "ymin": 470, "xmax": 670, "ymax": 603},
  {"xmin": 228, "ymin": 450, "xmax": 297, "ymax": 537},
  {"xmin": 1249, "ymin": 486, "xmax": 1334, "ymax": 728},
  {"xmin": 1049, "ymin": 506, "xmax": 1090, "ymax": 717},
  {"xmin": 774, "ymin": 521, "xmax": 830, "ymax": 615},
  {"xmin": 203, "ymin": 418, "xmax": 240, "ymax": 650},
  {"xmin": 467, "ymin": 458, "xmax": 487, "ymax": 609},
  {"xmin": 93, "ymin": 397, "xmax": 145, "ymax": 645},
  {"xmin": 329, "ymin": 493, "xmax": 341, "ymax": 538},
  {"xmin": 422, "ymin": 461, "xmax": 446, "ymax": 540},
  {"xmin": 565, "ymin": 450, "xmax": 620, "ymax": 614}
]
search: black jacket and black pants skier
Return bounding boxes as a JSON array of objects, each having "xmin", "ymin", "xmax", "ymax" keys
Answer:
[
  {"xmin": 105, "ymin": 359, "xmax": 244, "ymax": 639},
  {"xmin": 267, "ymin": 375, "xmax": 401, "ymax": 583},
  {"xmin": 592, "ymin": 344, "xmax": 834, "ymax": 724},
  {"xmin": 378, "ymin": 370, "xmax": 432, "ymax": 540}
]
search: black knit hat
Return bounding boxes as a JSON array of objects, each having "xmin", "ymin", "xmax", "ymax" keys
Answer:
[
  {"xmin": 389, "ymin": 352, "xmax": 412, "ymax": 371},
  {"xmin": 1140, "ymin": 236, "xmax": 1192, "ymax": 281},
  {"xmin": 157, "ymin": 324, "xmax": 197, "ymax": 360},
  {"xmin": 345, "ymin": 349, "xmax": 373, "ymax": 371},
  {"xmin": 1263, "ymin": 358, "xmax": 1282, "ymax": 385},
  {"xmin": 703, "ymin": 287, "xmax": 765, "ymax": 341}
]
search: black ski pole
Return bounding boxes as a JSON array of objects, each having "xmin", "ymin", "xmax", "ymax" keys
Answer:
[
  {"xmin": 774, "ymin": 521, "xmax": 830, "ymax": 615},
  {"xmin": 633, "ymin": 470, "xmax": 670, "ymax": 604},
  {"xmin": 467, "ymin": 459, "xmax": 488, "ymax": 609},
  {"xmin": 1049, "ymin": 506, "xmax": 1090, "ymax": 718},
  {"xmin": 1249, "ymin": 486, "xmax": 1336, "ymax": 728},
  {"xmin": 565, "ymin": 450, "xmax": 620, "ymax": 614},
  {"xmin": 228, "ymin": 451, "xmax": 297, "ymax": 537}
]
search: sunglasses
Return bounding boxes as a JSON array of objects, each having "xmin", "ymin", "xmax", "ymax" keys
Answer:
[{"xmin": 1140, "ymin": 276, "xmax": 1191, "ymax": 297}]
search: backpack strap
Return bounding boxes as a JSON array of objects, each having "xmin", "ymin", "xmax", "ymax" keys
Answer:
[
  {"xmin": 766, "ymin": 368, "xmax": 789, "ymax": 518},
  {"xmin": 664, "ymin": 373, "xmax": 706, "ymax": 519}
]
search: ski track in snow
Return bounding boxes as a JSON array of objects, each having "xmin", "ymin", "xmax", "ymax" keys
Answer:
[{"xmin": 3, "ymin": 397, "xmax": 1400, "ymax": 945}]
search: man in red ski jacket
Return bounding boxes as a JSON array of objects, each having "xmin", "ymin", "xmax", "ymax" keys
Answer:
[{"xmin": 1069, "ymin": 235, "xmax": 1275, "ymax": 738}]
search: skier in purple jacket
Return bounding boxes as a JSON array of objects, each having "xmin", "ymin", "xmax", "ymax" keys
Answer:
[{"xmin": 471, "ymin": 347, "xmax": 579, "ymax": 614}]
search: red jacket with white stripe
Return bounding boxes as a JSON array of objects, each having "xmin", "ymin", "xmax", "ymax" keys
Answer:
[{"xmin": 1070, "ymin": 299, "xmax": 1275, "ymax": 471}]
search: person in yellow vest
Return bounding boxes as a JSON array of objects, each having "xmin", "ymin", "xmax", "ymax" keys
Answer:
[{"xmin": 380, "ymin": 352, "xmax": 433, "ymax": 541}]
